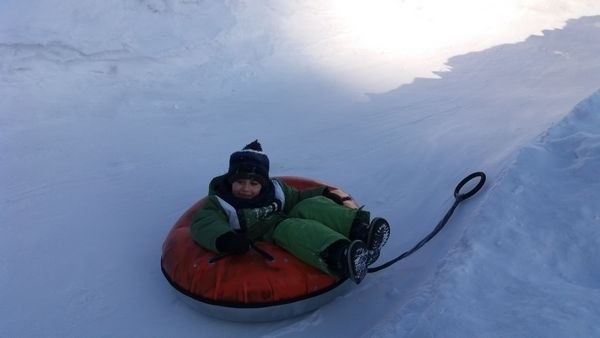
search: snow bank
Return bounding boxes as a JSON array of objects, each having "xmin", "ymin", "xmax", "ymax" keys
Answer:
[{"xmin": 368, "ymin": 90, "xmax": 600, "ymax": 337}]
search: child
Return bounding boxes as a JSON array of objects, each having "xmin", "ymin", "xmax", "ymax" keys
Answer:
[{"xmin": 191, "ymin": 140, "xmax": 390, "ymax": 284}]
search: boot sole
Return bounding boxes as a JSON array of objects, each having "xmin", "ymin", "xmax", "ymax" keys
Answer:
[
  {"xmin": 366, "ymin": 217, "xmax": 391, "ymax": 266},
  {"xmin": 346, "ymin": 240, "xmax": 368, "ymax": 284}
]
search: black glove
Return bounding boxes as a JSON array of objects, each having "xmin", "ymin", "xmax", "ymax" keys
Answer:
[
  {"xmin": 215, "ymin": 232, "xmax": 251, "ymax": 255},
  {"xmin": 322, "ymin": 187, "xmax": 347, "ymax": 205}
]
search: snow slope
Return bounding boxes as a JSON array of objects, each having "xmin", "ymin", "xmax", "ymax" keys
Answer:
[
  {"xmin": 366, "ymin": 90, "xmax": 600, "ymax": 337},
  {"xmin": 2, "ymin": 1, "xmax": 600, "ymax": 337}
]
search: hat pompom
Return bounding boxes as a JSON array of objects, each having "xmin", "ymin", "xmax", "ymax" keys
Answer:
[{"xmin": 243, "ymin": 140, "xmax": 263, "ymax": 152}]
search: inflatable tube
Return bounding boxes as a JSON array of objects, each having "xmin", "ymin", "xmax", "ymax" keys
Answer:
[{"xmin": 160, "ymin": 176, "xmax": 359, "ymax": 322}]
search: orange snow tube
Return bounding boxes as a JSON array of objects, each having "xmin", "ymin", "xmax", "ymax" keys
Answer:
[{"xmin": 160, "ymin": 176, "xmax": 359, "ymax": 322}]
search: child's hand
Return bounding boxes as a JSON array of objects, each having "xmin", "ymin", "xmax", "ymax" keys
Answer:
[
  {"xmin": 323, "ymin": 187, "xmax": 346, "ymax": 205},
  {"xmin": 215, "ymin": 232, "xmax": 251, "ymax": 254}
]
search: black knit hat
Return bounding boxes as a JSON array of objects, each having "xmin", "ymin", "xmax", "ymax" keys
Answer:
[{"xmin": 227, "ymin": 140, "xmax": 270, "ymax": 185}]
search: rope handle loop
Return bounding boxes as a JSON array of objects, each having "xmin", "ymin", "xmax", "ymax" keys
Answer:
[{"xmin": 454, "ymin": 172, "xmax": 486, "ymax": 201}]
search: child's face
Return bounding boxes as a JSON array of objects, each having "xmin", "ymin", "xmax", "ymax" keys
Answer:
[{"xmin": 231, "ymin": 178, "xmax": 262, "ymax": 199}]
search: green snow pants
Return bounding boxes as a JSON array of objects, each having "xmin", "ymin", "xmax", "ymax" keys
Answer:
[{"xmin": 269, "ymin": 196, "xmax": 369, "ymax": 275}]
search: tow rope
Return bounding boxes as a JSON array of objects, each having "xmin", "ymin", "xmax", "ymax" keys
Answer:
[{"xmin": 368, "ymin": 171, "xmax": 486, "ymax": 273}]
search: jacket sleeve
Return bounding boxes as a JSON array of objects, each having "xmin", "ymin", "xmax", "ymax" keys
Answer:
[{"xmin": 190, "ymin": 196, "xmax": 233, "ymax": 253}]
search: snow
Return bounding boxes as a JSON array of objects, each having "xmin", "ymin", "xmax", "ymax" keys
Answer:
[{"xmin": 2, "ymin": 1, "xmax": 600, "ymax": 337}]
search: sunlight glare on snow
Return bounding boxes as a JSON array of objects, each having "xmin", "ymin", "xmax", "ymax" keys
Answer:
[
  {"xmin": 282, "ymin": 0, "xmax": 600, "ymax": 96},
  {"xmin": 329, "ymin": 0, "xmax": 520, "ymax": 55}
]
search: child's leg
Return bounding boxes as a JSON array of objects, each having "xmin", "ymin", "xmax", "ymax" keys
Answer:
[
  {"xmin": 288, "ymin": 196, "xmax": 370, "ymax": 237},
  {"xmin": 270, "ymin": 217, "xmax": 346, "ymax": 275}
]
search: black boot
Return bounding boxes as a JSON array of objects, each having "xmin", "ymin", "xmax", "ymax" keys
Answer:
[
  {"xmin": 350, "ymin": 217, "xmax": 391, "ymax": 266},
  {"xmin": 321, "ymin": 240, "xmax": 368, "ymax": 284},
  {"xmin": 349, "ymin": 218, "xmax": 369, "ymax": 242},
  {"xmin": 365, "ymin": 217, "xmax": 390, "ymax": 266}
]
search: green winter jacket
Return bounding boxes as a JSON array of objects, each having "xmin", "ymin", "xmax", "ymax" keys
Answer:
[{"xmin": 190, "ymin": 175, "xmax": 326, "ymax": 253}]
